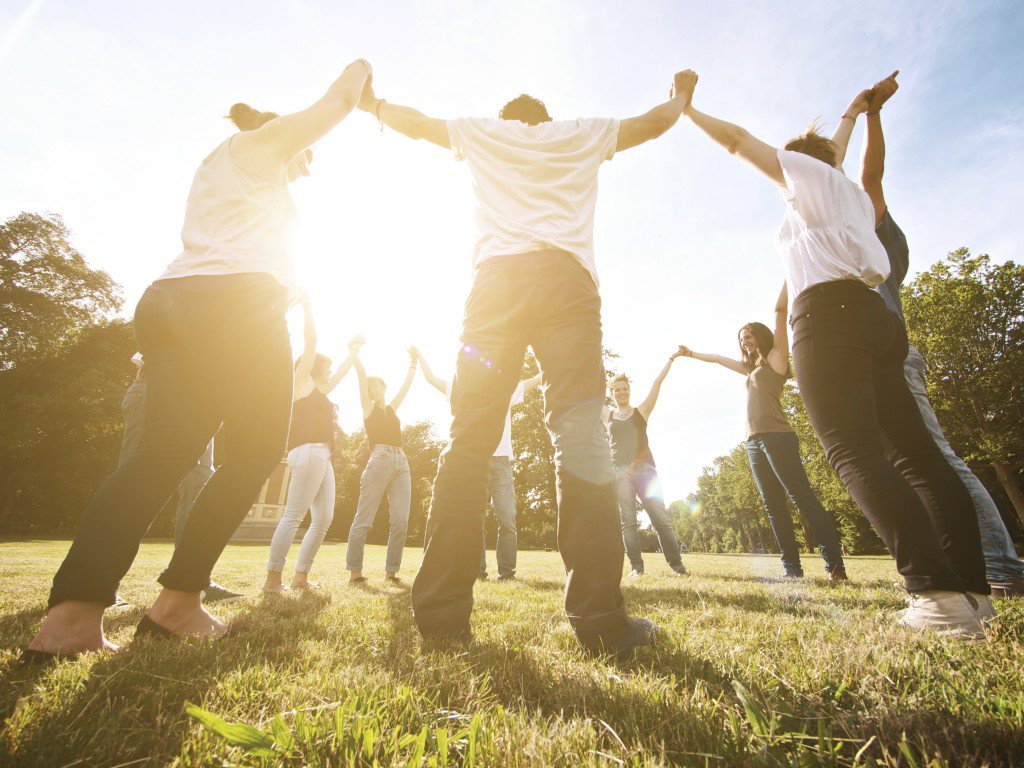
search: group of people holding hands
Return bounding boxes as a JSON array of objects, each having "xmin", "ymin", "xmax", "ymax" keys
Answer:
[{"xmin": 22, "ymin": 56, "xmax": 1023, "ymax": 665}]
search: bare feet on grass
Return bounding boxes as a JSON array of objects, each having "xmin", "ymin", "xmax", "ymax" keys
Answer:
[
  {"xmin": 27, "ymin": 601, "xmax": 119, "ymax": 656},
  {"xmin": 145, "ymin": 588, "xmax": 227, "ymax": 640}
]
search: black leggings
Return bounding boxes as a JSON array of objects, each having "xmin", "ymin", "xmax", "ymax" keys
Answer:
[
  {"xmin": 49, "ymin": 273, "xmax": 293, "ymax": 607},
  {"xmin": 791, "ymin": 280, "xmax": 987, "ymax": 594}
]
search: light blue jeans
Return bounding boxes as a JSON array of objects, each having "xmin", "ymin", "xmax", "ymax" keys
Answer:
[
  {"xmin": 480, "ymin": 456, "xmax": 518, "ymax": 578},
  {"xmin": 266, "ymin": 443, "xmax": 335, "ymax": 574},
  {"xmin": 615, "ymin": 461, "xmax": 684, "ymax": 572},
  {"xmin": 346, "ymin": 445, "xmax": 411, "ymax": 574},
  {"xmin": 905, "ymin": 347, "xmax": 1024, "ymax": 582}
]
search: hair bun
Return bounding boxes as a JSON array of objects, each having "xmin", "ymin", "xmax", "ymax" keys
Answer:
[{"xmin": 227, "ymin": 103, "xmax": 278, "ymax": 132}]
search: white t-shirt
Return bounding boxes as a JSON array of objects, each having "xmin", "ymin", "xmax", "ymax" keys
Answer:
[
  {"xmin": 775, "ymin": 149, "xmax": 890, "ymax": 304},
  {"xmin": 159, "ymin": 137, "xmax": 298, "ymax": 291},
  {"xmin": 446, "ymin": 117, "xmax": 620, "ymax": 286},
  {"xmin": 446, "ymin": 380, "xmax": 526, "ymax": 458}
]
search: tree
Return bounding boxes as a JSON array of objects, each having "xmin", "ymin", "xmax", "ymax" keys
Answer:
[
  {"xmin": 902, "ymin": 249, "xmax": 1024, "ymax": 526},
  {"xmin": 1, "ymin": 212, "xmax": 121, "ymax": 371}
]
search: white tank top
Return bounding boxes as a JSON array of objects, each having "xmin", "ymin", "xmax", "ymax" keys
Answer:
[{"xmin": 159, "ymin": 137, "xmax": 298, "ymax": 290}]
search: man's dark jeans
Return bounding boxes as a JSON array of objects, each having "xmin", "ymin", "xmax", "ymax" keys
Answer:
[
  {"xmin": 412, "ymin": 250, "xmax": 629, "ymax": 641},
  {"xmin": 791, "ymin": 280, "xmax": 988, "ymax": 595},
  {"xmin": 49, "ymin": 273, "xmax": 293, "ymax": 607},
  {"xmin": 746, "ymin": 431, "xmax": 845, "ymax": 575}
]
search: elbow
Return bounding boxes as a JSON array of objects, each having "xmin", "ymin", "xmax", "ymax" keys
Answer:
[{"xmin": 725, "ymin": 127, "xmax": 751, "ymax": 156}]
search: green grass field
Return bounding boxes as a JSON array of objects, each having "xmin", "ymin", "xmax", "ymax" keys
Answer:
[{"xmin": 1, "ymin": 540, "xmax": 1022, "ymax": 767}]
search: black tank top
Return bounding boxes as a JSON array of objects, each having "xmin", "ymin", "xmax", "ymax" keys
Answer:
[
  {"xmin": 609, "ymin": 409, "xmax": 654, "ymax": 468},
  {"xmin": 288, "ymin": 388, "xmax": 337, "ymax": 451},
  {"xmin": 365, "ymin": 404, "xmax": 402, "ymax": 448}
]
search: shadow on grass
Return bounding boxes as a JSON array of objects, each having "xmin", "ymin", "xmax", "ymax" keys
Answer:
[{"xmin": 0, "ymin": 592, "xmax": 331, "ymax": 768}]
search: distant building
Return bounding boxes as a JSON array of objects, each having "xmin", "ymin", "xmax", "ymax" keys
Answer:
[{"xmin": 232, "ymin": 458, "xmax": 290, "ymax": 542}]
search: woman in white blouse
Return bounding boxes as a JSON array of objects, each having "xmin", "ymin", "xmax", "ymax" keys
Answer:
[
  {"xmin": 24, "ymin": 59, "xmax": 372, "ymax": 664},
  {"xmin": 672, "ymin": 70, "xmax": 991, "ymax": 638}
]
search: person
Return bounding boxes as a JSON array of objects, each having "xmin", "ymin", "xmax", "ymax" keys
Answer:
[
  {"xmin": 357, "ymin": 69, "xmax": 694, "ymax": 657},
  {"xmin": 603, "ymin": 355, "xmax": 688, "ymax": 578},
  {"xmin": 677, "ymin": 69, "xmax": 992, "ymax": 637},
  {"xmin": 414, "ymin": 345, "xmax": 542, "ymax": 581},
  {"xmin": 263, "ymin": 296, "xmax": 361, "ymax": 592},
  {"xmin": 122, "ymin": 354, "xmax": 242, "ymax": 603},
  {"xmin": 678, "ymin": 285, "xmax": 847, "ymax": 580},
  {"xmin": 835, "ymin": 72, "xmax": 1024, "ymax": 599},
  {"xmin": 344, "ymin": 347, "xmax": 417, "ymax": 584},
  {"xmin": 22, "ymin": 59, "xmax": 372, "ymax": 664}
]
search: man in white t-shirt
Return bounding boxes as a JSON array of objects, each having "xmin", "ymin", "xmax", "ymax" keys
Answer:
[
  {"xmin": 359, "ymin": 73, "xmax": 692, "ymax": 657},
  {"xmin": 414, "ymin": 347, "xmax": 541, "ymax": 581}
]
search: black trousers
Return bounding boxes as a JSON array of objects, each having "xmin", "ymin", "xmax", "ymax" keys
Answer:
[
  {"xmin": 791, "ymin": 280, "xmax": 987, "ymax": 594},
  {"xmin": 412, "ymin": 251, "xmax": 629, "ymax": 640},
  {"xmin": 49, "ymin": 273, "xmax": 293, "ymax": 607}
]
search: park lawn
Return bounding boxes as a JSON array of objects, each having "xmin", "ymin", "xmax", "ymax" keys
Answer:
[{"xmin": 0, "ymin": 540, "xmax": 1022, "ymax": 767}]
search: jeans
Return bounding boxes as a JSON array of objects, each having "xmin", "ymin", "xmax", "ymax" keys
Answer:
[
  {"xmin": 615, "ymin": 461, "xmax": 684, "ymax": 572},
  {"xmin": 745, "ymin": 431, "xmax": 845, "ymax": 575},
  {"xmin": 412, "ymin": 250, "xmax": 628, "ymax": 641},
  {"xmin": 345, "ymin": 445, "xmax": 411, "ymax": 574},
  {"xmin": 118, "ymin": 377, "xmax": 217, "ymax": 549},
  {"xmin": 49, "ymin": 273, "xmax": 292, "ymax": 607},
  {"xmin": 791, "ymin": 280, "xmax": 987, "ymax": 595},
  {"xmin": 480, "ymin": 456, "xmax": 518, "ymax": 578},
  {"xmin": 904, "ymin": 347, "xmax": 1024, "ymax": 582},
  {"xmin": 267, "ymin": 443, "xmax": 336, "ymax": 573}
]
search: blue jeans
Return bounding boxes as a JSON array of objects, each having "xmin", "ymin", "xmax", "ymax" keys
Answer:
[
  {"xmin": 346, "ymin": 445, "xmax": 411, "ymax": 574},
  {"xmin": 614, "ymin": 461, "xmax": 683, "ymax": 572},
  {"xmin": 746, "ymin": 431, "xmax": 845, "ymax": 575},
  {"xmin": 904, "ymin": 347, "xmax": 1024, "ymax": 582},
  {"xmin": 480, "ymin": 456, "xmax": 518, "ymax": 578},
  {"xmin": 267, "ymin": 443, "xmax": 335, "ymax": 574}
]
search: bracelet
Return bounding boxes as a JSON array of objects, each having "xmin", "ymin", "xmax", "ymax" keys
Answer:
[
  {"xmin": 375, "ymin": 98, "xmax": 387, "ymax": 132},
  {"xmin": 840, "ymin": 113, "xmax": 856, "ymax": 121}
]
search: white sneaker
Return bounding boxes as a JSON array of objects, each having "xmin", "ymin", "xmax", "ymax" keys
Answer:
[
  {"xmin": 896, "ymin": 590, "xmax": 986, "ymax": 639},
  {"xmin": 967, "ymin": 592, "xmax": 997, "ymax": 628}
]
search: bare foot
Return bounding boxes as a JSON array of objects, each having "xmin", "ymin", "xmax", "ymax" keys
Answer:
[
  {"xmin": 263, "ymin": 571, "xmax": 284, "ymax": 592},
  {"xmin": 349, "ymin": 571, "xmax": 365, "ymax": 583},
  {"xmin": 27, "ymin": 601, "xmax": 118, "ymax": 655},
  {"xmin": 145, "ymin": 588, "xmax": 227, "ymax": 640}
]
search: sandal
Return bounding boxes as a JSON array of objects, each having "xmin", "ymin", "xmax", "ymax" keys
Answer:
[{"xmin": 19, "ymin": 648, "xmax": 79, "ymax": 666}]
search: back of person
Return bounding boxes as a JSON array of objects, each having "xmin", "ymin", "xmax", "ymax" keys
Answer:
[
  {"xmin": 447, "ymin": 117, "xmax": 619, "ymax": 283},
  {"xmin": 159, "ymin": 138, "xmax": 298, "ymax": 290}
]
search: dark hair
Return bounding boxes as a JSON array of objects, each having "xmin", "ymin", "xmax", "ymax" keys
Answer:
[
  {"xmin": 227, "ymin": 103, "xmax": 279, "ymax": 132},
  {"xmin": 738, "ymin": 322, "xmax": 776, "ymax": 371},
  {"xmin": 784, "ymin": 119, "xmax": 838, "ymax": 167},
  {"xmin": 294, "ymin": 353, "xmax": 332, "ymax": 374},
  {"xmin": 499, "ymin": 94, "xmax": 552, "ymax": 125}
]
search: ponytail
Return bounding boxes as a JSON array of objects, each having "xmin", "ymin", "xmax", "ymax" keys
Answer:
[{"xmin": 227, "ymin": 103, "xmax": 279, "ymax": 132}]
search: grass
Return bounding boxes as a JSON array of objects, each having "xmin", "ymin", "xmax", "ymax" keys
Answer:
[{"xmin": 1, "ymin": 539, "xmax": 1022, "ymax": 767}]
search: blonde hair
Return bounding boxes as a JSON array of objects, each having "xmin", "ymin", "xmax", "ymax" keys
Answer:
[
  {"xmin": 227, "ymin": 103, "xmax": 279, "ymax": 132},
  {"xmin": 608, "ymin": 373, "xmax": 630, "ymax": 391},
  {"xmin": 783, "ymin": 118, "xmax": 838, "ymax": 167}
]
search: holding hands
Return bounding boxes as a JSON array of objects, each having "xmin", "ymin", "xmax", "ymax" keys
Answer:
[
  {"xmin": 672, "ymin": 70, "xmax": 698, "ymax": 110},
  {"xmin": 348, "ymin": 334, "xmax": 366, "ymax": 355},
  {"xmin": 867, "ymin": 70, "xmax": 899, "ymax": 113}
]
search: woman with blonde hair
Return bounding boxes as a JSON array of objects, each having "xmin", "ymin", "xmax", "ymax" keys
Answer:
[{"xmin": 24, "ymin": 59, "xmax": 372, "ymax": 663}]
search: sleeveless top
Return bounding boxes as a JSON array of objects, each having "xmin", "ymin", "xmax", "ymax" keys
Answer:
[
  {"xmin": 609, "ymin": 409, "xmax": 654, "ymax": 468},
  {"xmin": 365, "ymin": 404, "xmax": 402, "ymax": 449},
  {"xmin": 746, "ymin": 365, "xmax": 794, "ymax": 437},
  {"xmin": 158, "ymin": 137, "xmax": 298, "ymax": 291},
  {"xmin": 288, "ymin": 388, "xmax": 337, "ymax": 451}
]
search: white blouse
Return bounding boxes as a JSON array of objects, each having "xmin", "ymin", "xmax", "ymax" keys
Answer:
[{"xmin": 775, "ymin": 149, "xmax": 890, "ymax": 303}]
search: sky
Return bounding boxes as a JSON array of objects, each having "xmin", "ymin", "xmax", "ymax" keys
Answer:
[{"xmin": 2, "ymin": 0, "xmax": 1023, "ymax": 507}]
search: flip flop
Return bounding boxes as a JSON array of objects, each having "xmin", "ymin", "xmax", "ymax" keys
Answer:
[
  {"xmin": 349, "ymin": 576, "xmax": 368, "ymax": 585},
  {"xmin": 134, "ymin": 615, "xmax": 176, "ymax": 639},
  {"xmin": 262, "ymin": 585, "xmax": 290, "ymax": 594},
  {"xmin": 18, "ymin": 648, "xmax": 79, "ymax": 666}
]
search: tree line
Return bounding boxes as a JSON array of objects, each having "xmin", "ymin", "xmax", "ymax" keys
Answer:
[{"xmin": 2, "ymin": 212, "xmax": 1021, "ymax": 557}]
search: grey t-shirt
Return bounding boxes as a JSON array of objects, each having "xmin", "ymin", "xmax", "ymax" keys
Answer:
[{"xmin": 874, "ymin": 209, "xmax": 910, "ymax": 324}]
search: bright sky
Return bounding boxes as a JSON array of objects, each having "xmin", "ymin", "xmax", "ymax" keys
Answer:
[{"xmin": 3, "ymin": 0, "xmax": 1022, "ymax": 506}]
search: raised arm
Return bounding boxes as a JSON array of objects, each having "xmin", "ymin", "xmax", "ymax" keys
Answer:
[
  {"xmin": 678, "ymin": 344, "xmax": 749, "ymax": 376},
  {"xmin": 522, "ymin": 373, "xmax": 543, "ymax": 392},
  {"xmin": 830, "ymin": 89, "xmax": 872, "ymax": 169},
  {"xmin": 616, "ymin": 71, "xmax": 691, "ymax": 152},
  {"xmin": 232, "ymin": 59, "xmax": 371, "ymax": 177},
  {"xmin": 357, "ymin": 79, "xmax": 450, "ymax": 148},
  {"xmin": 353, "ymin": 354, "xmax": 372, "ymax": 420},
  {"xmin": 637, "ymin": 353, "xmax": 680, "ymax": 420},
  {"xmin": 324, "ymin": 335, "xmax": 365, "ymax": 395},
  {"xmin": 767, "ymin": 283, "xmax": 790, "ymax": 376},
  {"xmin": 411, "ymin": 346, "xmax": 448, "ymax": 395},
  {"xmin": 293, "ymin": 291, "xmax": 317, "ymax": 382},
  {"xmin": 389, "ymin": 349, "xmax": 418, "ymax": 412},
  {"xmin": 679, "ymin": 71, "xmax": 784, "ymax": 185},
  {"xmin": 861, "ymin": 71, "xmax": 899, "ymax": 225}
]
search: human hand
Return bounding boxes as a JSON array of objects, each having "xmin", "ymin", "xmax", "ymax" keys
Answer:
[
  {"xmin": 357, "ymin": 76, "xmax": 377, "ymax": 112},
  {"xmin": 675, "ymin": 345, "xmax": 692, "ymax": 358},
  {"xmin": 867, "ymin": 70, "xmax": 899, "ymax": 113},
  {"xmin": 844, "ymin": 88, "xmax": 872, "ymax": 117},
  {"xmin": 347, "ymin": 58, "xmax": 372, "ymax": 78},
  {"xmin": 408, "ymin": 346, "xmax": 419, "ymax": 364},
  {"xmin": 671, "ymin": 70, "xmax": 698, "ymax": 109},
  {"xmin": 348, "ymin": 334, "xmax": 365, "ymax": 354}
]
